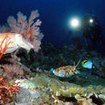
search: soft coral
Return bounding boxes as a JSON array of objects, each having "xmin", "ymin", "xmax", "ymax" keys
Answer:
[
  {"xmin": 7, "ymin": 10, "xmax": 44, "ymax": 52},
  {"xmin": 0, "ymin": 76, "xmax": 20, "ymax": 104}
]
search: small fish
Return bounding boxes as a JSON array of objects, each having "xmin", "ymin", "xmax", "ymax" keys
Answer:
[{"xmin": 82, "ymin": 60, "xmax": 93, "ymax": 69}]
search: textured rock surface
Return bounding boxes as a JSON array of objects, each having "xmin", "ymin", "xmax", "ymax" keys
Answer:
[{"xmin": 15, "ymin": 73, "xmax": 105, "ymax": 105}]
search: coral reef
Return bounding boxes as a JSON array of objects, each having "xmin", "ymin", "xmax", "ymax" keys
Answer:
[
  {"xmin": 0, "ymin": 9, "xmax": 105, "ymax": 105},
  {"xmin": 0, "ymin": 41, "xmax": 105, "ymax": 104}
]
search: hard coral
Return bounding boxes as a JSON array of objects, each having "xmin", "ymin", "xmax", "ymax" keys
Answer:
[{"xmin": 7, "ymin": 10, "xmax": 43, "ymax": 52}]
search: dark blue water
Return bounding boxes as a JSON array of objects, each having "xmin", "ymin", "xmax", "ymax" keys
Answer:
[{"xmin": 0, "ymin": 0, "xmax": 105, "ymax": 47}]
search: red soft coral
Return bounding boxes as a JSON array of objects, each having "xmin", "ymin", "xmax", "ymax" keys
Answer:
[{"xmin": 0, "ymin": 76, "xmax": 20, "ymax": 104}]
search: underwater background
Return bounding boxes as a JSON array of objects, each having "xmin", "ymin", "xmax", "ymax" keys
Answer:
[
  {"xmin": 0, "ymin": 0, "xmax": 105, "ymax": 46},
  {"xmin": 0, "ymin": 0, "xmax": 105, "ymax": 105}
]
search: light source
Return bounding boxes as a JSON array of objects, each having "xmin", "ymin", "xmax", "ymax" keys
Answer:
[
  {"xmin": 89, "ymin": 18, "xmax": 94, "ymax": 23},
  {"xmin": 69, "ymin": 17, "xmax": 80, "ymax": 29}
]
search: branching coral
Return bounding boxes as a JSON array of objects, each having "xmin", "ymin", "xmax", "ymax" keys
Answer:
[{"xmin": 7, "ymin": 10, "xmax": 44, "ymax": 52}]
